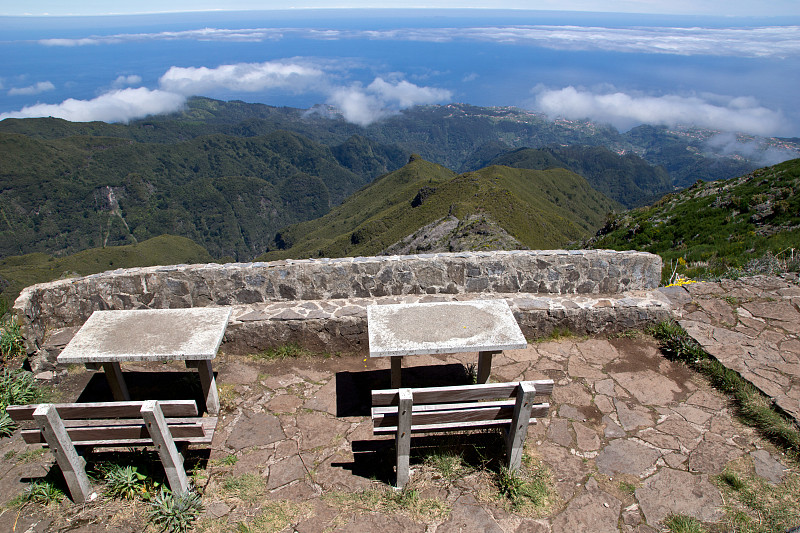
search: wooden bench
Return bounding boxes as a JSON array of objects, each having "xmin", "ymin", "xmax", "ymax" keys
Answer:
[
  {"xmin": 371, "ymin": 380, "xmax": 553, "ymax": 488},
  {"xmin": 7, "ymin": 400, "xmax": 217, "ymax": 502}
]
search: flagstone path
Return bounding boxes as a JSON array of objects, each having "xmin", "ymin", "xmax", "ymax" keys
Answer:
[{"xmin": 0, "ymin": 274, "xmax": 797, "ymax": 532}]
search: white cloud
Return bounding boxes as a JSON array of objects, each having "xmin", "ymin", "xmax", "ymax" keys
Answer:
[
  {"xmin": 33, "ymin": 25, "xmax": 800, "ymax": 59},
  {"xmin": 327, "ymin": 77, "xmax": 453, "ymax": 126},
  {"xmin": 8, "ymin": 81, "xmax": 56, "ymax": 96},
  {"xmin": 113, "ymin": 75, "xmax": 143, "ymax": 88},
  {"xmin": 158, "ymin": 61, "xmax": 324, "ymax": 95},
  {"xmin": 532, "ymin": 86, "xmax": 789, "ymax": 136},
  {"xmin": 0, "ymin": 87, "xmax": 186, "ymax": 123},
  {"xmin": 0, "ymin": 60, "xmax": 450, "ymax": 127}
]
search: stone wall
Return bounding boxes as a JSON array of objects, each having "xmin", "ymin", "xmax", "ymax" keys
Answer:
[{"xmin": 14, "ymin": 250, "xmax": 666, "ymax": 369}]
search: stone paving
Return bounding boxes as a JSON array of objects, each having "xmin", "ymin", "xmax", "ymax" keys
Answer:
[
  {"xmin": 2, "ymin": 273, "xmax": 799, "ymax": 531},
  {"xmin": 1, "ymin": 329, "xmax": 795, "ymax": 532},
  {"xmin": 661, "ymin": 273, "xmax": 800, "ymax": 424}
]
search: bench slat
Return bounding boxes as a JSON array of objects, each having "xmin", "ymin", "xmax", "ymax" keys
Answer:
[
  {"xmin": 7, "ymin": 400, "xmax": 199, "ymax": 422},
  {"xmin": 373, "ymin": 417, "xmax": 542, "ymax": 434},
  {"xmin": 373, "ymin": 403, "xmax": 550, "ymax": 430},
  {"xmin": 21, "ymin": 417, "xmax": 216, "ymax": 446},
  {"xmin": 371, "ymin": 380, "xmax": 553, "ymax": 406},
  {"xmin": 372, "ymin": 399, "xmax": 513, "ymax": 416}
]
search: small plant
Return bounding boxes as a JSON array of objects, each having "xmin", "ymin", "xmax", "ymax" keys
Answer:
[
  {"xmin": 0, "ymin": 317, "xmax": 25, "ymax": 361},
  {"xmin": 103, "ymin": 464, "xmax": 148, "ymax": 499},
  {"xmin": 148, "ymin": 487, "xmax": 203, "ymax": 533},
  {"xmin": 217, "ymin": 383, "xmax": 238, "ymax": 412},
  {"xmin": 663, "ymin": 513, "xmax": 708, "ymax": 533},
  {"xmin": 463, "ymin": 363, "xmax": 477, "ymax": 385},
  {"xmin": 19, "ymin": 479, "xmax": 65, "ymax": 505}
]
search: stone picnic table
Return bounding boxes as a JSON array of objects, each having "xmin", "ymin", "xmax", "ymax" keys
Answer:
[
  {"xmin": 367, "ymin": 299, "xmax": 527, "ymax": 387},
  {"xmin": 57, "ymin": 307, "xmax": 232, "ymax": 415}
]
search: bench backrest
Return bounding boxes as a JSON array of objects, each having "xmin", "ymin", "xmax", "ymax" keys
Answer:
[
  {"xmin": 371, "ymin": 380, "xmax": 553, "ymax": 433},
  {"xmin": 6, "ymin": 400, "xmax": 199, "ymax": 422},
  {"xmin": 6, "ymin": 400, "xmax": 211, "ymax": 446}
]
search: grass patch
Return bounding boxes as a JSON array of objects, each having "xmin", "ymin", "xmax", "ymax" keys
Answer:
[
  {"xmin": 651, "ymin": 320, "xmax": 800, "ymax": 459},
  {"xmin": 662, "ymin": 514, "xmax": 708, "ymax": 533},
  {"xmin": 491, "ymin": 454, "xmax": 557, "ymax": 515},
  {"xmin": 101, "ymin": 464, "xmax": 149, "ymax": 500},
  {"xmin": 232, "ymin": 500, "xmax": 312, "ymax": 533},
  {"xmin": 618, "ymin": 480, "xmax": 637, "ymax": 494},
  {"xmin": 533, "ymin": 327, "xmax": 575, "ymax": 343},
  {"xmin": 0, "ymin": 367, "xmax": 42, "ymax": 437},
  {"xmin": 252, "ymin": 343, "xmax": 312, "ymax": 361},
  {"xmin": 221, "ymin": 473, "xmax": 267, "ymax": 503},
  {"xmin": 0, "ymin": 316, "xmax": 25, "ymax": 362},
  {"xmin": 211, "ymin": 454, "xmax": 238, "ymax": 467},
  {"xmin": 324, "ymin": 486, "xmax": 450, "ymax": 523},
  {"xmin": 424, "ymin": 449, "xmax": 470, "ymax": 479},
  {"xmin": 715, "ymin": 464, "xmax": 800, "ymax": 533}
]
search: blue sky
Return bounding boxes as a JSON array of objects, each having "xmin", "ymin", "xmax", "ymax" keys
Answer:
[
  {"xmin": 6, "ymin": 1, "xmax": 800, "ymax": 17},
  {"xmin": 1, "ymin": 5, "xmax": 799, "ymax": 141}
]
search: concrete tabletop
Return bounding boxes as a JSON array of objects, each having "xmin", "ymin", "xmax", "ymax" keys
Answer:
[
  {"xmin": 367, "ymin": 299, "xmax": 527, "ymax": 357},
  {"xmin": 57, "ymin": 307, "xmax": 232, "ymax": 364}
]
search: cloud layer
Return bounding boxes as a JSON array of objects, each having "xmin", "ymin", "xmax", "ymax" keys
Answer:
[
  {"xmin": 36, "ymin": 24, "xmax": 800, "ymax": 58},
  {"xmin": 532, "ymin": 86, "xmax": 789, "ymax": 136},
  {"xmin": 0, "ymin": 88, "xmax": 186, "ymax": 123},
  {"xmin": 0, "ymin": 61, "xmax": 452, "ymax": 126},
  {"xmin": 329, "ymin": 78, "xmax": 453, "ymax": 126},
  {"xmin": 159, "ymin": 61, "xmax": 324, "ymax": 95}
]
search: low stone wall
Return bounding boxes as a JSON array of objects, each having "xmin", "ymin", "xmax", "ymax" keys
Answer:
[{"xmin": 14, "ymin": 250, "xmax": 666, "ymax": 370}]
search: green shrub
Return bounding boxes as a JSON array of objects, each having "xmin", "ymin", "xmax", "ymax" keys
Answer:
[
  {"xmin": 20, "ymin": 479, "xmax": 65, "ymax": 505},
  {"xmin": 147, "ymin": 488, "xmax": 203, "ymax": 533},
  {"xmin": 103, "ymin": 464, "xmax": 148, "ymax": 500}
]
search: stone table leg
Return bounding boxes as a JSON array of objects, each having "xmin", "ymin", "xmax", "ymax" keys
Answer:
[
  {"xmin": 187, "ymin": 360, "xmax": 219, "ymax": 415},
  {"xmin": 101, "ymin": 362, "xmax": 131, "ymax": 401},
  {"xmin": 391, "ymin": 356, "xmax": 403, "ymax": 388},
  {"xmin": 477, "ymin": 350, "xmax": 500, "ymax": 384}
]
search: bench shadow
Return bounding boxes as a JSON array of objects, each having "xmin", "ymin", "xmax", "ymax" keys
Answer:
[
  {"xmin": 334, "ymin": 363, "xmax": 473, "ymax": 417},
  {"xmin": 20, "ymin": 447, "xmax": 212, "ymax": 501},
  {"xmin": 333, "ymin": 432, "xmax": 506, "ymax": 485},
  {"xmin": 77, "ymin": 370, "xmax": 210, "ymax": 412}
]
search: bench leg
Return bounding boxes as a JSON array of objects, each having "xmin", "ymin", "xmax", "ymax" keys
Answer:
[
  {"xmin": 187, "ymin": 360, "xmax": 220, "ymax": 415},
  {"xmin": 477, "ymin": 351, "xmax": 499, "ymax": 384},
  {"xmin": 141, "ymin": 400, "xmax": 190, "ymax": 496},
  {"xmin": 506, "ymin": 381, "xmax": 536, "ymax": 471},
  {"xmin": 102, "ymin": 362, "xmax": 131, "ymax": 401},
  {"xmin": 33, "ymin": 405, "xmax": 93, "ymax": 503},
  {"xmin": 396, "ymin": 389, "xmax": 413, "ymax": 488},
  {"xmin": 390, "ymin": 357, "xmax": 403, "ymax": 388}
]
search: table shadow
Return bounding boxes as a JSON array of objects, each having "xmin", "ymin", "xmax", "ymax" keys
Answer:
[
  {"xmin": 77, "ymin": 370, "xmax": 209, "ymax": 412},
  {"xmin": 334, "ymin": 362, "xmax": 473, "ymax": 417}
]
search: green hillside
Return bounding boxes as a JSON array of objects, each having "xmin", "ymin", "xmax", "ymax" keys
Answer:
[
  {"xmin": 262, "ymin": 155, "xmax": 619, "ymax": 260},
  {"xmin": 0, "ymin": 234, "xmax": 212, "ymax": 305},
  {"xmin": 0, "ymin": 130, "xmax": 381, "ymax": 261},
  {"xmin": 588, "ymin": 158, "xmax": 800, "ymax": 283},
  {"xmin": 488, "ymin": 146, "xmax": 674, "ymax": 208}
]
